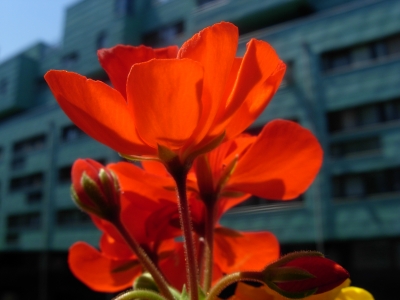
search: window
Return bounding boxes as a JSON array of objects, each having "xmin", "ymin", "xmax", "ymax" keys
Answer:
[
  {"xmin": 57, "ymin": 209, "xmax": 92, "ymax": 227},
  {"xmin": 5, "ymin": 233, "xmax": 19, "ymax": 245},
  {"xmin": 58, "ymin": 165, "xmax": 72, "ymax": 184},
  {"xmin": 10, "ymin": 157, "xmax": 25, "ymax": 170},
  {"xmin": 26, "ymin": 190, "xmax": 43, "ymax": 204},
  {"xmin": 7, "ymin": 212, "xmax": 41, "ymax": 230},
  {"xmin": 115, "ymin": 0, "xmax": 134, "ymax": 16},
  {"xmin": 9, "ymin": 173, "xmax": 44, "ymax": 192},
  {"xmin": 0, "ymin": 78, "xmax": 8, "ymax": 95},
  {"xmin": 321, "ymin": 33, "xmax": 400, "ymax": 72},
  {"xmin": 333, "ymin": 167, "xmax": 400, "ymax": 199},
  {"xmin": 142, "ymin": 21, "xmax": 184, "ymax": 47},
  {"xmin": 13, "ymin": 134, "xmax": 46, "ymax": 156},
  {"xmin": 327, "ymin": 98, "xmax": 400, "ymax": 133},
  {"xmin": 61, "ymin": 124, "xmax": 86, "ymax": 142},
  {"xmin": 96, "ymin": 31, "xmax": 108, "ymax": 49},
  {"xmin": 152, "ymin": 0, "xmax": 170, "ymax": 5},
  {"xmin": 61, "ymin": 52, "xmax": 79, "ymax": 69},
  {"xmin": 330, "ymin": 137, "xmax": 380, "ymax": 158},
  {"xmin": 196, "ymin": 0, "xmax": 219, "ymax": 6}
]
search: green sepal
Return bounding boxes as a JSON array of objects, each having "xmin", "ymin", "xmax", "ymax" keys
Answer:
[
  {"xmin": 265, "ymin": 280, "xmax": 318, "ymax": 299},
  {"xmin": 158, "ymin": 144, "xmax": 179, "ymax": 164},
  {"xmin": 111, "ymin": 260, "xmax": 140, "ymax": 273},
  {"xmin": 114, "ymin": 289, "xmax": 167, "ymax": 300},
  {"xmin": 179, "ymin": 285, "xmax": 206, "ymax": 300},
  {"xmin": 265, "ymin": 266, "xmax": 315, "ymax": 282},
  {"xmin": 195, "ymin": 155, "xmax": 215, "ymax": 202},
  {"xmin": 119, "ymin": 152, "xmax": 160, "ymax": 162},
  {"xmin": 98, "ymin": 168, "xmax": 119, "ymax": 204},
  {"xmin": 182, "ymin": 131, "xmax": 225, "ymax": 164},
  {"xmin": 214, "ymin": 226, "xmax": 243, "ymax": 238},
  {"xmin": 70, "ymin": 185, "xmax": 103, "ymax": 217},
  {"xmin": 180, "ymin": 286, "xmax": 188, "ymax": 300},
  {"xmin": 81, "ymin": 172, "xmax": 106, "ymax": 207},
  {"xmin": 219, "ymin": 190, "xmax": 246, "ymax": 198},
  {"xmin": 215, "ymin": 154, "xmax": 238, "ymax": 194},
  {"xmin": 134, "ymin": 273, "xmax": 159, "ymax": 293},
  {"xmin": 267, "ymin": 251, "xmax": 324, "ymax": 269}
]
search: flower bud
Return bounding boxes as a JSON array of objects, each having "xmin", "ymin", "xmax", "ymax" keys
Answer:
[
  {"xmin": 133, "ymin": 273, "xmax": 159, "ymax": 292},
  {"xmin": 71, "ymin": 158, "xmax": 120, "ymax": 221},
  {"xmin": 263, "ymin": 251, "xmax": 349, "ymax": 299}
]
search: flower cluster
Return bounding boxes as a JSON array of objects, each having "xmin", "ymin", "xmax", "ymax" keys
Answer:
[{"xmin": 45, "ymin": 22, "xmax": 373, "ymax": 300}]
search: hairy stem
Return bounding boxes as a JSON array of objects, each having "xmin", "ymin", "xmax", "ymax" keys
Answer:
[
  {"xmin": 172, "ymin": 168, "xmax": 199, "ymax": 300},
  {"xmin": 206, "ymin": 271, "xmax": 264, "ymax": 300},
  {"xmin": 114, "ymin": 289, "xmax": 167, "ymax": 300},
  {"xmin": 114, "ymin": 219, "xmax": 175, "ymax": 300},
  {"xmin": 202, "ymin": 198, "xmax": 216, "ymax": 292}
]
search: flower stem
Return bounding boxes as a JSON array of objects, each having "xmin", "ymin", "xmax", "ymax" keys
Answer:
[
  {"xmin": 172, "ymin": 168, "xmax": 199, "ymax": 300},
  {"xmin": 114, "ymin": 289, "xmax": 167, "ymax": 300},
  {"xmin": 202, "ymin": 199, "xmax": 216, "ymax": 292},
  {"xmin": 113, "ymin": 219, "xmax": 175, "ymax": 300},
  {"xmin": 206, "ymin": 271, "xmax": 264, "ymax": 300}
]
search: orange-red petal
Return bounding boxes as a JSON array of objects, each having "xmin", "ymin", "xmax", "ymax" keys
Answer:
[
  {"xmin": 227, "ymin": 120, "xmax": 323, "ymax": 200},
  {"xmin": 214, "ymin": 227, "xmax": 279, "ymax": 274},
  {"xmin": 98, "ymin": 45, "xmax": 178, "ymax": 98},
  {"xmin": 126, "ymin": 59, "xmax": 203, "ymax": 150},
  {"xmin": 44, "ymin": 70, "xmax": 151, "ymax": 155},
  {"xmin": 178, "ymin": 22, "xmax": 238, "ymax": 144},
  {"xmin": 108, "ymin": 161, "xmax": 175, "ymax": 200},
  {"xmin": 68, "ymin": 242, "xmax": 141, "ymax": 292},
  {"xmin": 219, "ymin": 39, "xmax": 286, "ymax": 140}
]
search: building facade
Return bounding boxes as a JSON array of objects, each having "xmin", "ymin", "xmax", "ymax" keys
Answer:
[{"xmin": 0, "ymin": 0, "xmax": 399, "ymax": 299}]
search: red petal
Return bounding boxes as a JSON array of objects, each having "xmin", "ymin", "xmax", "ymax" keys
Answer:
[
  {"xmin": 227, "ymin": 120, "xmax": 323, "ymax": 200},
  {"xmin": 216, "ymin": 40, "xmax": 286, "ymax": 139},
  {"xmin": 178, "ymin": 22, "xmax": 238, "ymax": 144},
  {"xmin": 214, "ymin": 228, "xmax": 279, "ymax": 274},
  {"xmin": 98, "ymin": 45, "xmax": 178, "ymax": 98},
  {"xmin": 127, "ymin": 59, "xmax": 203, "ymax": 149},
  {"xmin": 68, "ymin": 242, "xmax": 141, "ymax": 292},
  {"xmin": 44, "ymin": 71, "xmax": 152, "ymax": 155}
]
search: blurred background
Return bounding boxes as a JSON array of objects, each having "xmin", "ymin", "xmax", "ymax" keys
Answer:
[{"xmin": 0, "ymin": 0, "xmax": 399, "ymax": 299}]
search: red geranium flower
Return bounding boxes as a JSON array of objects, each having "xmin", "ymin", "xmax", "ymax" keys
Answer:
[{"xmin": 44, "ymin": 22, "xmax": 285, "ymax": 164}]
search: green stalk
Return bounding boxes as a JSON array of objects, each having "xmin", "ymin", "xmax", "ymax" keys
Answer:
[
  {"xmin": 172, "ymin": 168, "xmax": 199, "ymax": 300},
  {"xmin": 114, "ymin": 289, "xmax": 167, "ymax": 300},
  {"xmin": 201, "ymin": 198, "xmax": 216, "ymax": 292},
  {"xmin": 206, "ymin": 271, "xmax": 264, "ymax": 300},
  {"xmin": 113, "ymin": 219, "xmax": 175, "ymax": 300}
]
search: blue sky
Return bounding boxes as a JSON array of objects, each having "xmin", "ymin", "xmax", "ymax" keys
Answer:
[{"xmin": 0, "ymin": 0, "xmax": 81, "ymax": 63}]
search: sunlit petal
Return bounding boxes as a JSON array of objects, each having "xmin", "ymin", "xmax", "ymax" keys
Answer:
[
  {"xmin": 68, "ymin": 242, "xmax": 141, "ymax": 292},
  {"xmin": 228, "ymin": 120, "xmax": 323, "ymax": 199},
  {"xmin": 127, "ymin": 59, "xmax": 203, "ymax": 149},
  {"xmin": 45, "ymin": 71, "xmax": 151, "ymax": 155}
]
